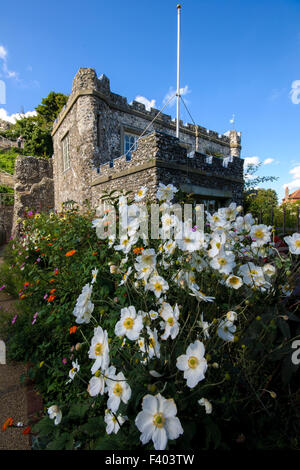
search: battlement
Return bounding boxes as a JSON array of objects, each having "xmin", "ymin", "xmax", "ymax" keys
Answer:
[
  {"xmin": 53, "ymin": 68, "xmax": 240, "ymax": 149},
  {"xmin": 92, "ymin": 131, "xmax": 244, "ymax": 185}
]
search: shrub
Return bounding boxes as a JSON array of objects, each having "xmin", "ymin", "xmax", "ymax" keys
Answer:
[{"xmin": 1, "ymin": 187, "xmax": 299, "ymax": 450}]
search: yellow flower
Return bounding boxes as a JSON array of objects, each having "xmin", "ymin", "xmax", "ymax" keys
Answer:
[{"xmin": 39, "ymin": 361, "xmax": 45, "ymax": 368}]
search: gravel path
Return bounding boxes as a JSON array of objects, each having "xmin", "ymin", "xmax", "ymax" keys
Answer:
[{"xmin": 0, "ymin": 245, "xmax": 31, "ymax": 450}]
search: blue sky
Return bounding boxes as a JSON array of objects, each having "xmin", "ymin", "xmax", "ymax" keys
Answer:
[{"xmin": 1, "ymin": 0, "xmax": 300, "ymax": 201}]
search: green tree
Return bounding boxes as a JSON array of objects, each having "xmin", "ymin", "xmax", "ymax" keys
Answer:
[
  {"xmin": 244, "ymin": 188, "xmax": 278, "ymax": 217},
  {"xmin": 35, "ymin": 92, "xmax": 68, "ymax": 127},
  {"xmin": 2, "ymin": 91, "xmax": 68, "ymax": 158}
]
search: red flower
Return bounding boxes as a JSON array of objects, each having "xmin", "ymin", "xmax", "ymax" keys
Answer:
[
  {"xmin": 22, "ymin": 426, "xmax": 31, "ymax": 435},
  {"xmin": 49, "ymin": 288, "xmax": 56, "ymax": 294},
  {"xmin": 48, "ymin": 295, "xmax": 56, "ymax": 302}
]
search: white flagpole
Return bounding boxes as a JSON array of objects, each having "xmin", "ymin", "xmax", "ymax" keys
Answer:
[{"xmin": 176, "ymin": 4, "xmax": 181, "ymax": 139}]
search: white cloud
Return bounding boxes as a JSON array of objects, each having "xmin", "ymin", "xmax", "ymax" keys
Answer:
[
  {"xmin": 263, "ymin": 158, "xmax": 274, "ymax": 165},
  {"xmin": 0, "ymin": 44, "xmax": 19, "ymax": 81},
  {"xmin": 282, "ymin": 165, "xmax": 300, "ymax": 192},
  {"xmin": 163, "ymin": 84, "xmax": 191, "ymax": 107},
  {"xmin": 290, "ymin": 80, "xmax": 300, "ymax": 104},
  {"xmin": 0, "ymin": 108, "xmax": 37, "ymax": 123},
  {"xmin": 290, "ymin": 165, "xmax": 300, "ymax": 179},
  {"xmin": 0, "ymin": 45, "xmax": 7, "ymax": 61},
  {"xmin": 283, "ymin": 179, "xmax": 300, "ymax": 190},
  {"xmin": 244, "ymin": 156, "xmax": 260, "ymax": 167},
  {"xmin": 134, "ymin": 95, "xmax": 156, "ymax": 111}
]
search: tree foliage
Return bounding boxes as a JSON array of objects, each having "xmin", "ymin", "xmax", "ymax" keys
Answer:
[{"xmin": 2, "ymin": 91, "xmax": 68, "ymax": 158}]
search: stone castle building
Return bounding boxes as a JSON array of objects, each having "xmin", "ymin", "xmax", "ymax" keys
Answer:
[
  {"xmin": 1, "ymin": 67, "xmax": 245, "ymax": 242},
  {"xmin": 51, "ymin": 68, "xmax": 244, "ymax": 212}
]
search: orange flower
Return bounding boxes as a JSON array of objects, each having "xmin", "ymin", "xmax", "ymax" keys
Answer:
[
  {"xmin": 20, "ymin": 294, "xmax": 27, "ymax": 299},
  {"xmin": 2, "ymin": 417, "xmax": 13, "ymax": 432},
  {"xmin": 48, "ymin": 295, "xmax": 56, "ymax": 302},
  {"xmin": 24, "ymin": 282, "xmax": 30, "ymax": 287},
  {"xmin": 48, "ymin": 243, "xmax": 53, "ymax": 246},
  {"xmin": 92, "ymin": 252, "xmax": 98, "ymax": 256},
  {"xmin": 133, "ymin": 247, "xmax": 144, "ymax": 255},
  {"xmin": 49, "ymin": 288, "xmax": 56, "ymax": 294},
  {"xmin": 69, "ymin": 326, "xmax": 78, "ymax": 334},
  {"xmin": 65, "ymin": 250, "xmax": 76, "ymax": 257},
  {"xmin": 49, "ymin": 279, "xmax": 55, "ymax": 283},
  {"xmin": 22, "ymin": 426, "xmax": 31, "ymax": 435}
]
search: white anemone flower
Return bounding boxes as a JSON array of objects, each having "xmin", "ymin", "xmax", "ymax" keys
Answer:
[
  {"xmin": 88, "ymin": 326, "xmax": 110, "ymax": 374},
  {"xmin": 135, "ymin": 249, "xmax": 157, "ymax": 270},
  {"xmin": 218, "ymin": 202, "xmax": 239, "ymax": 222},
  {"xmin": 217, "ymin": 319, "xmax": 236, "ymax": 342},
  {"xmin": 198, "ymin": 398, "xmax": 212, "ymax": 414},
  {"xmin": 119, "ymin": 266, "xmax": 133, "ymax": 286},
  {"xmin": 189, "ymin": 286, "xmax": 215, "ymax": 303},
  {"xmin": 114, "ymin": 306, "xmax": 143, "ymax": 341},
  {"xmin": 198, "ymin": 313, "xmax": 210, "ymax": 339},
  {"xmin": 156, "ymin": 183, "xmax": 178, "ymax": 202},
  {"xmin": 263, "ymin": 263, "xmax": 276, "ymax": 277},
  {"xmin": 104, "ymin": 409, "xmax": 127, "ymax": 434},
  {"xmin": 135, "ymin": 186, "xmax": 148, "ymax": 202},
  {"xmin": 73, "ymin": 283, "xmax": 94, "ymax": 324},
  {"xmin": 210, "ymin": 250, "xmax": 236, "ymax": 275},
  {"xmin": 284, "ymin": 233, "xmax": 300, "ymax": 255},
  {"xmin": 234, "ymin": 213, "xmax": 255, "ymax": 232},
  {"xmin": 176, "ymin": 340, "xmax": 207, "ymax": 388},
  {"xmin": 48, "ymin": 405, "xmax": 62, "ymax": 425},
  {"xmin": 163, "ymin": 239, "xmax": 177, "ymax": 256},
  {"xmin": 159, "ymin": 303, "xmax": 180, "ymax": 340},
  {"xmin": 226, "ymin": 311, "xmax": 237, "ymax": 322},
  {"xmin": 147, "ymin": 275, "xmax": 169, "ymax": 298},
  {"xmin": 114, "ymin": 235, "xmax": 137, "ymax": 254},
  {"xmin": 88, "ymin": 372, "xmax": 106, "ymax": 397},
  {"xmin": 208, "ymin": 232, "xmax": 226, "ymax": 258},
  {"xmin": 66, "ymin": 359, "xmax": 80, "ymax": 384},
  {"xmin": 225, "ymin": 274, "xmax": 243, "ymax": 289},
  {"xmin": 137, "ymin": 327, "xmax": 160, "ymax": 360},
  {"xmin": 106, "ymin": 372, "xmax": 132, "ymax": 413},
  {"xmin": 135, "ymin": 393, "xmax": 184, "ymax": 450},
  {"xmin": 250, "ymin": 224, "xmax": 271, "ymax": 247},
  {"xmin": 176, "ymin": 221, "xmax": 204, "ymax": 252},
  {"xmin": 91, "ymin": 268, "xmax": 98, "ymax": 284}
]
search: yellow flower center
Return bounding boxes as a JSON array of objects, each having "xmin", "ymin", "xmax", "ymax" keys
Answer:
[
  {"xmin": 188, "ymin": 356, "xmax": 199, "ymax": 369},
  {"xmin": 218, "ymin": 258, "xmax": 227, "ymax": 265},
  {"xmin": 138, "ymin": 190, "xmax": 143, "ymax": 197},
  {"xmin": 167, "ymin": 317, "xmax": 174, "ymax": 326},
  {"xmin": 153, "ymin": 413, "xmax": 165, "ymax": 428},
  {"xmin": 255, "ymin": 230, "xmax": 264, "ymax": 239},
  {"xmin": 143, "ymin": 255, "xmax": 154, "ymax": 265},
  {"xmin": 216, "ymin": 242, "xmax": 221, "ymax": 249},
  {"xmin": 122, "ymin": 239, "xmax": 129, "ymax": 246},
  {"xmin": 149, "ymin": 337, "xmax": 155, "ymax": 348},
  {"xmin": 94, "ymin": 343, "xmax": 103, "ymax": 356},
  {"xmin": 112, "ymin": 416, "xmax": 117, "ymax": 423},
  {"xmin": 230, "ymin": 277, "xmax": 239, "ymax": 284},
  {"xmin": 113, "ymin": 383, "xmax": 123, "ymax": 396},
  {"xmin": 123, "ymin": 317, "xmax": 134, "ymax": 329},
  {"xmin": 295, "ymin": 240, "xmax": 300, "ymax": 247},
  {"xmin": 154, "ymin": 282, "xmax": 162, "ymax": 291}
]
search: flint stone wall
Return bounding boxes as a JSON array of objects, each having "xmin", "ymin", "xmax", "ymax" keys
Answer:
[
  {"xmin": 52, "ymin": 68, "xmax": 242, "ymax": 211},
  {"xmin": 12, "ymin": 156, "xmax": 54, "ymax": 237},
  {"xmin": 91, "ymin": 131, "xmax": 244, "ymax": 206}
]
